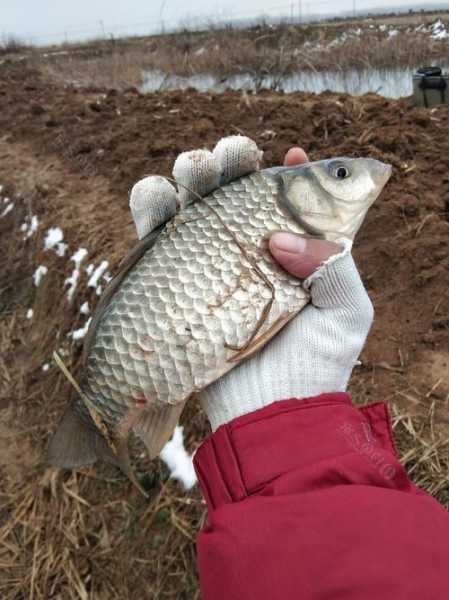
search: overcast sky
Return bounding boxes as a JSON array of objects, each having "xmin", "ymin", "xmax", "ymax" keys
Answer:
[{"xmin": 1, "ymin": 0, "xmax": 444, "ymax": 45}]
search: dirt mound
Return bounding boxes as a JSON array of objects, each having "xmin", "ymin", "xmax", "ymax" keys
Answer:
[{"xmin": 1, "ymin": 59, "xmax": 448, "ymax": 598}]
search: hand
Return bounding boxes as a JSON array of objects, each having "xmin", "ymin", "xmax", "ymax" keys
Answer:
[{"xmin": 129, "ymin": 137, "xmax": 374, "ymax": 431}]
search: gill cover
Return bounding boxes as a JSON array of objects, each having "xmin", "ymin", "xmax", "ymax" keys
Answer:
[{"xmin": 270, "ymin": 157, "xmax": 391, "ymax": 240}]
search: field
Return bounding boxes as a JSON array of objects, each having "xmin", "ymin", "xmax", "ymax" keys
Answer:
[
  {"xmin": 1, "ymin": 12, "xmax": 449, "ymax": 599},
  {"xmin": 6, "ymin": 10, "xmax": 449, "ymax": 91}
]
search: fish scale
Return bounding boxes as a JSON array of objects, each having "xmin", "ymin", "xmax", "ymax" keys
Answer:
[
  {"xmin": 47, "ymin": 157, "xmax": 391, "ymax": 484},
  {"xmin": 85, "ymin": 170, "xmax": 306, "ymax": 425}
]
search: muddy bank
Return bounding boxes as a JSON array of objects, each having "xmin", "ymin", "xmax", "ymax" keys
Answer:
[{"xmin": 0, "ymin": 59, "xmax": 448, "ymax": 599}]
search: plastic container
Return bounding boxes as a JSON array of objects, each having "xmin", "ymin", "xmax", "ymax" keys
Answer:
[{"xmin": 413, "ymin": 66, "xmax": 449, "ymax": 108}]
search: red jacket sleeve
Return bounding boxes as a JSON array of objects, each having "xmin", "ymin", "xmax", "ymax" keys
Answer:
[{"xmin": 193, "ymin": 393, "xmax": 449, "ymax": 600}]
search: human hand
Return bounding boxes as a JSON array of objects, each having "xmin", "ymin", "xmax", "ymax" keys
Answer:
[{"xmin": 129, "ymin": 138, "xmax": 374, "ymax": 431}]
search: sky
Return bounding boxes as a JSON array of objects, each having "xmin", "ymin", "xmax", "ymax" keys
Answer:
[{"xmin": 1, "ymin": 0, "xmax": 445, "ymax": 45}]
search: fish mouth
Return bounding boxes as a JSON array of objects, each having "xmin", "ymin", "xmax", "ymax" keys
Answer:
[{"xmin": 368, "ymin": 159, "xmax": 392, "ymax": 188}]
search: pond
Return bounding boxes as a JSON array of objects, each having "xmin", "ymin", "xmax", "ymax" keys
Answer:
[{"xmin": 140, "ymin": 66, "xmax": 448, "ymax": 99}]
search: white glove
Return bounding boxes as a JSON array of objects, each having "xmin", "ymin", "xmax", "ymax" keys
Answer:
[
  {"xmin": 199, "ymin": 235, "xmax": 373, "ymax": 429},
  {"xmin": 129, "ymin": 136, "xmax": 262, "ymax": 238},
  {"xmin": 128, "ymin": 136, "xmax": 373, "ymax": 431}
]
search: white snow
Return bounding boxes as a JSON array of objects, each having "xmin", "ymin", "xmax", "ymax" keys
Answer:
[
  {"xmin": 44, "ymin": 226, "xmax": 68, "ymax": 256},
  {"xmin": 388, "ymin": 29, "xmax": 399, "ymax": 38},
  {"xmin": 0, "ymin": 202, "xmax": 13, "ymax": 217},
  {"xmin": 379, "ymin": 24, "xmax": 387, "ymax": 32},
  {"xmin": 26, "ymin": 308, "xmax": 34, "ymax": 319},
  {"xmin": 44, "ymin": 226, "xmax": 63, "ymax": 249},
  {"xmin": 415, "ymin": 23, "xmax": 428, "ymax": 33},
  {"xmin": 22, "ymin": 215, "xmax": 39, "ymax": 239},
  {"xmin": 56, "ymin": 243, "xmax": 68, "ymax": 257},
  {"xmin": 160, "ymin": 426, "xmax": 197, "ymax": 490},
  {"xmin": 33, "ymin": 265, "xmax": 48, "ymax": 287},
  {"xmin": 96, "ymin": 285, "xmax": 103, "ymax": 296},
  {"xmin": 65, "ymin": 248, "xmax": 88, "ymax": 302},
  {"xmin": 85, "ymin": 264, "xmax": 94, "ymax": 276},
  {"xmin": 431, "ymin": 20, "xmax": 449, "ymax": 40},
  {"xmin": 70, "ymin": 317, "xmax": 92, "ymax": 341},
  {"xmin": 42, "ymin": 363, "xmax": 50, "ymax": 372},
  {"xmin": 80, "ymin": 301, "xmax": 90, "ymax": 315},
  {"xmin": 88, "ymin": 260, "xmax": 109, "ymax": 289}
]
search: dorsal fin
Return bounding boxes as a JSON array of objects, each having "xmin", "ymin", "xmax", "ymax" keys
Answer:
[{"xmin": 82, "ymin": 224, "xmax": 165, "ymax": 364}]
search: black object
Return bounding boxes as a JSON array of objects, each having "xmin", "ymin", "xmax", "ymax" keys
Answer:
[
  {"xmin": 416, "ymin": 66, "xmax": 447, "ymax": 108},
  {"xmin": 417, "ymin": 66, "xmax": 442, "ymax": 77}
]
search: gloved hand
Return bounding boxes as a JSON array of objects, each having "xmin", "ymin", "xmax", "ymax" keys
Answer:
[{"xmin": 129, "ymin": 137, "xmax": 373, "ymax": 431}]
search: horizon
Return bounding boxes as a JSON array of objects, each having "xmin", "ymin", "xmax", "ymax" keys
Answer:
[{"xmin": 2, "ymin": 0, "xmax": 449, "ymax": 46}]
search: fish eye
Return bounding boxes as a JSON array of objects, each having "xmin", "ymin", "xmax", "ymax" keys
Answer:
[
  {"xmin": 327, "ymin": 161, "xmax": 351, "ymax": 181},
  {"xmin": 334, "ymin": 166, "xmax": 350, "ymax": 180}
]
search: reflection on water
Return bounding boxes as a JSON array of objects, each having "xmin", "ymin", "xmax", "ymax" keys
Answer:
[{"xmin": 140, "ymin": 66, "xmax": 447, "ymax": 98}]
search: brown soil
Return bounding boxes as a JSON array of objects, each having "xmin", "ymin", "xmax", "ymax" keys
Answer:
[{"xmin": 1, "ymin": 59, "xmax": 449, "ymax": 598}]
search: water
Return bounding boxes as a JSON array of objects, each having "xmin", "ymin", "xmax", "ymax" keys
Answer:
[{"xmin": 140, "ymin": 67, "xmax": 429, "ymax": 98}]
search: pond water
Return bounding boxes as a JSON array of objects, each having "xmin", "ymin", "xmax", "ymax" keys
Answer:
[{"xmin": 140, "ymin": 66, "xmax": 448, "ymax": 99}]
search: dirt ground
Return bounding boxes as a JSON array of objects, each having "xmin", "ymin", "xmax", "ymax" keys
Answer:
[{"xmin": 1, "ymin": 58, "xmax": 449, "ymax": 598}]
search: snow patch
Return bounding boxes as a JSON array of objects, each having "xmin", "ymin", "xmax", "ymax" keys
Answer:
[
  {"xmin": 160, "ymin": 426, "xmax": 197, "ymax": 490},
  {"xmin": 88, "ymin": 260, "xmax": 109, "ymax": 289},
  {"xmin": 0, "ymin": 202, "xmax": 14, "ymax": 217},
  {"xmin": 70, "ymin": 317, "xmax": 92, "ymax": 341},
  {"xmin": 80, "ymin": 301, "xmax": 90, "ymax": 315},
  {"xmin": 431, "ymin": 20, "xmax": 449, "ymax": 40},
  {"xmin": 22, "ymin": 215, "xmax": 39, "ymax": 239},
  {"xmin": 388, "ymin": 29, "xmax": 399, "ymax": 38},
  {"xmin": 42, "ymin": 363, "xmax": 50, "ymax": 372},
  {"xmin": 26, "ymin": 308, "xmax": 34, "ymax": 319},
  {"xmin": 415, "ymin": 23, "xmax": 428, "ymax": 33},
  {"xmin": 65, "ymin": 248, "xmax": 88, "ymax": 302},
  {"xmin": 44, "ymin": 226, "xmax": 68, "ymax": 256},
  {"xmin": 33, "ymin": 265, "xmax": 48, "ymax": 287}
]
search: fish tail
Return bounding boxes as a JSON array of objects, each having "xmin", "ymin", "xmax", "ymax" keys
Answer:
[
  {"xmin": 45, "ymin": 396, "xmax": 117, "ymax": 471},
  {"xmin": 46, "ymin": 397, "xmax": 149, "ymax": 496}
]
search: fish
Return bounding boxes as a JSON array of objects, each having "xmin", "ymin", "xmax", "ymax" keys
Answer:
[{"xmin": 47, "ymin": 157, "xmax": 391, "ymax": 491}]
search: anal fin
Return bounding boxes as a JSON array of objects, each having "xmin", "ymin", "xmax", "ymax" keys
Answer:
[{"xmin": 133, "ymin": 401, "xmax": 187, "ymax": 459}]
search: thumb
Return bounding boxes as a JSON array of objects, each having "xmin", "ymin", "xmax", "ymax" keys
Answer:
[
  {"xmin": 270, "ymin": 232, "xmax": 374, "ymax": 334},
  {"xmin": 269, "ymin": 233, "xmax": 342, "ymax": 279}
]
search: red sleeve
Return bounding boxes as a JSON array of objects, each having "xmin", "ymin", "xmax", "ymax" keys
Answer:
[{"xmin": 193, "ymin": 393, "xmax": 449, "ymax": 600}]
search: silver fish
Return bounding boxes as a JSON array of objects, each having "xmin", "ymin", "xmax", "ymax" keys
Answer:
[{"xmin": 47, "ymin": 157, "xmax": 391, "ymax": 489}]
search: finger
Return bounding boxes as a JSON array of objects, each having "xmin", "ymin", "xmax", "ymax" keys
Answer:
[
  {"xmin": 283, "ymin": 147, "xmax": 309, "ymax": 167},
  {"xmin": 269, "ymin": 232, "xmax": 342, "ymax": 279},
  {"xmin": 172, "ymin": 149, "xmax": 221, "ymax": 208},
  {"xmin": 129, "ymin": 176, "xmax": 178, "ymax": 240},
  {"xmin": 213, "ymin": 135, "xmax": 263, "ymax": 184}
]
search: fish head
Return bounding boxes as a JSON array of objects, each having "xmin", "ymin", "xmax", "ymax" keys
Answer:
[{"xmin": 273, "ymin": 157, "xmax": 392, "ymax": 241}]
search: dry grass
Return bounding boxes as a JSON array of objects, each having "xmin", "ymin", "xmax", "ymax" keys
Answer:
[
  {"xmin": 0, "ymin": 144, "xmax": 208, "ymax": 599},
  {"xmin": 0, "ymin": 35, "xmax": 29, "ymax": 55},
  {"xmin": 1, "ymin": 61, "xmax": 448, "ymax": 598},
  {"xmin": 35, "ymin": 20, "xmax": 449, "ymax": 91},
  {"xmin": 392, "ymin": 404, "xmax": 449, "ymax": 507},
  {"xmin": 1, "ymin": 146, "xmax": 448, "ymax": 599}
]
